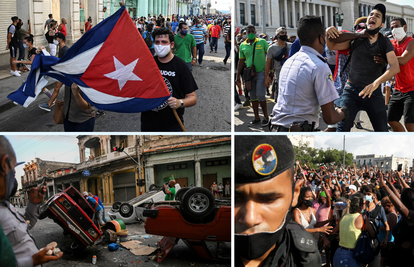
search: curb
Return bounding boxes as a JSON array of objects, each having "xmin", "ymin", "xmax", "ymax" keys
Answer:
[{"xmin": 0, "ymin": 80, "xmax": 58, "ymax": 114}]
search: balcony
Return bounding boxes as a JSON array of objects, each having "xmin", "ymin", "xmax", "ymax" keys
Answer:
[{"xmin": 77, "ymin": 146, "xmax": 137, "ymax": 170}]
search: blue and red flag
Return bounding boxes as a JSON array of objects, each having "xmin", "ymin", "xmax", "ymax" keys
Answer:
[{"xmin": 8, "ymin": 6, "xmax": 171, "ymax": 113}]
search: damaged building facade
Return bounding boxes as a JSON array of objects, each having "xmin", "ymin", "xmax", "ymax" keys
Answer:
[{"xmin": 22, "ymin": 135, "xmax": 231, "ymax": 206}]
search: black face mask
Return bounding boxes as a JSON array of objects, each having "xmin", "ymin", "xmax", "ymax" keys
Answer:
[
  {"xmin": 278, "ymin": 35, "xmax": 288, "ymax": 42},
  {"xmin": 304, "ymin": 199, "xmax": 313, "ymax": 207},
  {"xmin": 235, "ymin": 182, "xmax": 295, "ymax": 260},
  {"xmin": 337, "ymin": 210, "xmax": 343, "ymax": 217},
  {"xmin": 366, "ymin": 25, "xmax": 381, "ymax": 35}
]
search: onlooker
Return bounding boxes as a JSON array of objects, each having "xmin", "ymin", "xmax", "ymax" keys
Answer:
[
  {"xmin": 85, "ymin": 16, "xmax": 92, "ymax": 32},
  {"xmin": 209, "ymin": 21, "xmax": 221, "ymax": 53},
  {"xmin": 15, "ymin": 19, "xmax": 31, "ymax": 72},
  {"xmin": 58, "ymin": 18, "xmax": 67, "ymax": 37},
  {"xmin": 44, "ymin": 14, "xmax": 53, "ymax": 31},
  {"xmin": 7, "ymin": 16, "xmax": 20, "ymax": 77},
  {"xmin": 190, "ymin": 19, "xmax": 208, "ymax": 67}
]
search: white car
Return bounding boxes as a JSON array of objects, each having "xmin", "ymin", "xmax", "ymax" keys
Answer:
[{"xmin": 108, "ymin": 184, "xmax": 166, "ymax": 224}]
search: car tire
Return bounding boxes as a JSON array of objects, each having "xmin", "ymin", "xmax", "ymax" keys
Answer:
[
  {"xmin": 181, "ymin": 187, "xmax": 215, "ymax": 217},
  {"xmin": 38, "ymin": 203, "xmax": 51, "ymax": 220},
  {"xmin": 119, "ymin": 203, "xmax": 134, "ymax": 218},
  {"xmin": 149, "ymin": 184, "xmax": 158, "ymax": 191},
  {"xmin": 175, "ymin": 187, "xmax": 190, "ymax": 201},
  {"xmin": 112, "ymin": 201, "xmax": 122, "ymax": 211}
]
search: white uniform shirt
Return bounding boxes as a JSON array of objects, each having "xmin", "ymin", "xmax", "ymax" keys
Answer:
[{"xmin": 271, "ymin": 46, "xmax": 339, "ymax": 128}]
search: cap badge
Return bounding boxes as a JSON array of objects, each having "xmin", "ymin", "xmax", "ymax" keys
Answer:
[{"xmin": 252, "ymin": 144, "xmax": 277, "ymax": 176}]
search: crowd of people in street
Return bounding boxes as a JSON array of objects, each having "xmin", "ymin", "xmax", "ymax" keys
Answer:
[
  {"xmin": 235, "ymin": 4, "xmax": 414, "ymax": 132},
  {"xmin": 5, "ymin": 9, "xmax": 230, "ymax": 132},
  {"xmin": 235, "ymin": 135, "xmax": 414, "ymax": 267}
]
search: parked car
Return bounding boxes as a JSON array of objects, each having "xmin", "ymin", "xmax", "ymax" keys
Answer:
[
  {"xmin": 108, "ymin": 184, "xmax": 166, "ymax": 224},
  {"xmin": 143, "ymin": 187, "xmax": 231, "ymax": 262},
  {"xmin": 38, "ymin": 186, "xmax": 102, "ymax": 249}
]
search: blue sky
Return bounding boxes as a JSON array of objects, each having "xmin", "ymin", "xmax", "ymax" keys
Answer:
[{"xmin": 5, "ymin": 135, "xmax": 82, "ymax": 190}]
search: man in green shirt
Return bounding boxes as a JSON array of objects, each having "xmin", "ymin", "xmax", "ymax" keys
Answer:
[
  {"xmin": 164, "ymin": 180, "xmax": 177, "ymax": 200},
  {"xmin": 174, "ymin": 22, "xmax": 197, "ymax": 72},
  {"xmin": 236, "ymin": 25, "xmax": 270, "ymax": 127}
]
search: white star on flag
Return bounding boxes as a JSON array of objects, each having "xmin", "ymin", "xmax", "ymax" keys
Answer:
[{"xmin": 104, "ymin": 56, "xmax": 142, "ymax": 90}]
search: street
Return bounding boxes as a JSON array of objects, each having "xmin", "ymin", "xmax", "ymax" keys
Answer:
[
  {"xmin": 0, "ymin": 42, "xmax": 231, "ymax": 132},
  {"xmin": 235, "ymin": 94, "xmax": 403, "ymax": 132},
  {"xmin": 23, "ymin": 206, "xmax": 230, "ymax": 267}
]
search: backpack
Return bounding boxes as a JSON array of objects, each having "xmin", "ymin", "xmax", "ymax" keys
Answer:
[
  {"xmin": 144, "ymin": 31, "xmax": 153, "ymax": 47},
  {"xmin": 341, "ymin": 33, "xmax": 388, "ymax": 77},
  {"xmin": 366, "ymin": 205, "xmax": 382, "ymax": 255}
]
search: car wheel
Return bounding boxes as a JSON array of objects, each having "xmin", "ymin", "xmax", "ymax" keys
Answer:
[
  {"xmin": 112, "ymin": 201, "xmax": 122, "ymax": 211},
  {"xmin": 181, "ymin": 187, "xmax": 215, "ymax": 217},
  {"xmin": 38, "ymin": 203, "xmax": 51, "ymax": 220},
  {"xmin": 119, "ymin": 203, "xmax": 134, "ymax": 218},
  {"xmin": 175, "ymin": 187, "xmax": 190, "ymax": 201},
  {"xmin": 149, "ymin": 184, "xmax": 158, "ymax": 191}
]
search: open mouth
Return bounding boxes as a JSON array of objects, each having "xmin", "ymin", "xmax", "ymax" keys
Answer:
[{"xmin": 368, "ymin": 19, "xmax": 376, "ymax": 28}]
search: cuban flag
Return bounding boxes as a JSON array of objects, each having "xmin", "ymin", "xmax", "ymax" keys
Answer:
[{"xmin": 8, "ymin": 6, "xmax": 171, "ymax": 113}]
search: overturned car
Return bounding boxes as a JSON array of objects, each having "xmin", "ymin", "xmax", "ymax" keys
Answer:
[
  {"xmin": 143, "ymin": 186, "xmax": 231, "ymax": 262},
  {"xmin": 38, "ymin": 186, "xmax": 102, "ymax": 249}
]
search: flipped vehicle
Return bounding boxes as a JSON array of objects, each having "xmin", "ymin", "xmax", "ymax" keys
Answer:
[
  {"xmin": 38, "ymin": 186, "xmax": 102, "ymax": 249},
  {"xmin": 108, "ymin": 184, "xmax": 166, "ymax": 224},
  {"xmin": 143, "ymin": 187, "xmax": 231, "ymax": 263}
]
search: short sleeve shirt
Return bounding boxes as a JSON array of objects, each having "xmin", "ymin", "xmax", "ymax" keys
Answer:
[
  {"xmin": 348, "ymin": 37, "xmax": 395, "ymax": 88},
  {"xmin": 190, "ymin": 26, "xmax": 207, "ymax": 44},
  {"xmin": 239, "ymin": 38, "xmax": 269, "ymax": 73},
  {"xmin": 267, "ymin": 42, "xmax": 292, "ymax": 71},
  {"xmin": 165, "ymin": 187, "xmax": 176, "ymax": 200},
  {"xmin": 210, "ymin": 25, "xmax": 221, "ymax": 38},
  {"xmin": 174, "ymin": 33, "xmax": 196, "ymax": 63},
  {"xmin": 271, "ymin": 46, "xmax": 339, "ymax": 128},
  {"xmin": 45, "ymin": 18, "xmax": 53, "ymax": 30}
]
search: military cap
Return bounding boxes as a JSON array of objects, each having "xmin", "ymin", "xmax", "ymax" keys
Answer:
[{"xmin": 235, "ymin": 136, "xmax": 295, "ymax": 183}]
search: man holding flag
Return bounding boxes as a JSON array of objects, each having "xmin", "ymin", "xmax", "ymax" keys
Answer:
[
  {"xmin": 7, "ymin": 6, "xmax": 173, "ymax": 128},
  {"xmin": 141, "ymin": 28, "xmax": 198, "ymax": 132}
]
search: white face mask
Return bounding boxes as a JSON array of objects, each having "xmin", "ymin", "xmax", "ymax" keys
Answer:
[
  {"xmin": 242, "ymin": 34, "xmax": 247, "ymax": 40},
  {"xmin": 53, "ymin": 40, "xmax": 59, "ymax": 45},
  {"xmin": 154, "ymin": 44, "xmax": 170, "ymax": 58},
  {"xmin": 392, "ymin": 27, "xmax": 406, "ymax": 42}
]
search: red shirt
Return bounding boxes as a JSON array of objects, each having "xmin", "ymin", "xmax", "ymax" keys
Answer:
[
  {"xmin": 392, "ymin": 37, "xmax": 414, "ymax": 93},
  {"xmin": 60, "ymin": 24, "xmax": 67, "ymax": 37},
  {"xmin": 210, "ymin": 25, "xmax": 221, "ymax": 38},
  {"xmin": 85, "ymin": 21, "xmax": 92, "ymax": 32}
]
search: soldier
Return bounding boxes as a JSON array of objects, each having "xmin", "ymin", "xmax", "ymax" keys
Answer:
[{"xmin": 235, "ymin": 135, "xmax": 321, "ymax": 266}]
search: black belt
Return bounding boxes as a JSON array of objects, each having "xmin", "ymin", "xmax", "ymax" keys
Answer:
[
  {"xmin": 339, "ymin": 246, "xmax": 354, "ymax": 251},
  {"xmin": 270, "ymin": 121, "xmax": 316, "ymax": 132}
]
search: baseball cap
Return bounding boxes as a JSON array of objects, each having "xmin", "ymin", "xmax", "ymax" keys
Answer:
[
  {"xmin": 83, "ymin": 191, "xmax": 88, "ymax": 196},
  {"xmin": 180, "ymin": 18, "xmax": 184, "ymax": 22},
  {"xmin": 349, "ymin": 185, "xmax": 357, "ymax": 191},
  {"xmin": 275, "ymin": 27, "xmax": 286, "ymax": 36},
  {"xmin": 54, "ymin": 32, "xmax": 65, "ymax": 42}
]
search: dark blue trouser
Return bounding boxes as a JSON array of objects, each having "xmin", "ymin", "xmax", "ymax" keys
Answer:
[
  {"xmin": 17, "ymin": 40, "xmax": 25, "ymax": 68},
  {"xmin": 64, "ymin": 117, "xmax": 95, "ymax": 132},
  {"xmin": 210, "ymin": 37, "xmax": 218, "ymax": 52},
  {"xmin": 337, "ymin": 81, "xmax": 388, "ymax": 132},
  {"xmin": 196, "ymin": 43, "xmax": 205, "ymax": 63},
  {"xmin": 224, "ymin": 42, "xmax": 231, "ymax": 63}
]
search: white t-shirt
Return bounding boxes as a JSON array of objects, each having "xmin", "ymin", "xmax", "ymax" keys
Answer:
[{"xmin": 186, "ymin": 19, "xmax": 192, "ymax": 27}]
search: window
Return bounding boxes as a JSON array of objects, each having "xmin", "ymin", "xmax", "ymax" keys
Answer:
[
  {"xmin": 290, "ymin": 12, "xmax": 293, "ymax": 27},
  {"xmin": 206, "ymin": 160, "xmax": 227, "ymax": 167},
  {"xmin": 167, "ymin": 163, "xmax": 187, "ymax": 170},
  {"xmin": 240, "ymin": 3, "xmax": 245, "ymax": 25},
  {"xmin": 251, "ymin": 4, "xmax": 256, "ymax": 26}
]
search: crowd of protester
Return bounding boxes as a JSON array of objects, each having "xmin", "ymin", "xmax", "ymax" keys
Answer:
[
  {"xmin": 235, "ymin": 4, "xmax": 414, "ymax": 132},
  {"xmin": 293, "ymin": 161, "xmax": 414, "ymax": 267}
]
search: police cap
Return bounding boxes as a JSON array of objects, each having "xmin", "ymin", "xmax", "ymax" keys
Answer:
[{"xmin": 235, "ymin": 136, "xmax": 295, "ymax": 183}]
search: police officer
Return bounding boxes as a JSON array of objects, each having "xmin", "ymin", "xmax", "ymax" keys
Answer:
[
  {"xmin": 270, "ymin": 15, "xmax": 348, "ymax": 132},
  {"xmin": 235, "ymin": 135, "xmax": 321, "ymax": 266}
]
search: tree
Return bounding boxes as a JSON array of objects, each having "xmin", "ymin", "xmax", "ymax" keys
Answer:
[{"xmin": 293, "ymin": 142, "xmax": 353, "ymax": 169}]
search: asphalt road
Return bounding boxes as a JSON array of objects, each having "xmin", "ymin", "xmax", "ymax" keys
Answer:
[
  {"xmin": 234, "ymin": 94, "xmax": 402, "ymax": 132},
  {"xmin": 0, "ymin": 42, "xmax": 231, "ymax": 132},
  {"xmin": 21, "ymin": 207, "xmax": 231, "ymax": 267}
]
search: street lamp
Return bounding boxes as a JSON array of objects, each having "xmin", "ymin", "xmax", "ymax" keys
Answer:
[{"xmin": 335, "ymin": 11, "xmax": 344, "ymax": 31}]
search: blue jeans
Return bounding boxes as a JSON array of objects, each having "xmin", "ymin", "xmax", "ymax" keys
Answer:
[
  {"xmin": 235, "ymin": 87, "xmax": 241, "ymax": 104},
  {"xmin": 337, "ymin": 81, "xmax": 388, "ymax": 132},
  {"xmin": 210, "ymin": 37, "xmax": 218, "ymax": 52},
  {"xmin": 17, "ymin": 40, "xmax": 25, "ymax": 68},
  {"xmin": 63, "ymin": 117, "xmax": 95, "ymax": 132},
  {"xmin": 196, "ymin": 43, "xmax": 205, "ymax": 63},
  {"xmin": 333, "ymin": 247, "xmax": 360, "ymax": 267},
  {"xmin": 186, "ymin": 62, "xmax": 193, "ymax": 72},
  {"xmin": 224, "ymin": 42, "xmax": 231, "ymax": 63}
]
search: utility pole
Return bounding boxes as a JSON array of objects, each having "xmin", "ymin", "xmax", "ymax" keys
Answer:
[
  {"xmin": 261, "ymin": 0, "xmax": 266, "ymax": 34},
  {"xmin": 343, "ymin": 135, "xmax": 346, "ymax": 168}
]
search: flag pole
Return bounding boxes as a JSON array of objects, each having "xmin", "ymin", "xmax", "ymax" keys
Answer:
[{"xmin": 173, "ymin": 109, "xmax": 186, "ymax": 132}]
